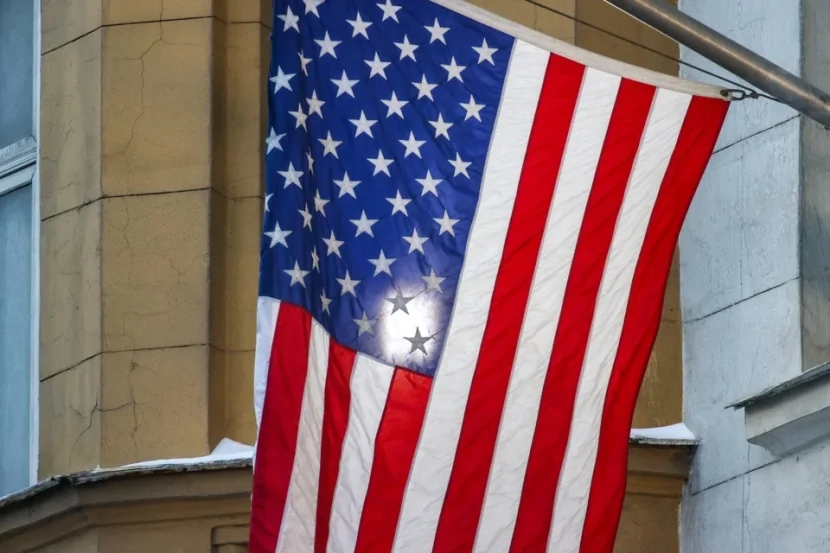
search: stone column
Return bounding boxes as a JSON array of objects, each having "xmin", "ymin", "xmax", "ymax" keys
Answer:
[
  {"xmin": 208, "ymin": 0, "xmax": 273, "ymax": 449},
  {"xmin": 38, "ymin": 0, "xmax": 271, "ymax": 476},
  {"xmin": 678, "ymin": 0, "xmax": 830, "ymax": 550}
]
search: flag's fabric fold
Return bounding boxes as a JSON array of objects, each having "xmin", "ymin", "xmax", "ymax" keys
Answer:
[{"xmin": 250, "ymin": 1, "xmax": 729, "ymax": 551}]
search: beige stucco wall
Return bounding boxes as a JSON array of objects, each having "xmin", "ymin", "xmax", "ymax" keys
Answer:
[
  {"xmin": 39, "ymin": 0, "xmax": 272, "ymax": 476},
  {"xmin": 34, "ymin": 0, "xmax": 686, "ymax": 551}
]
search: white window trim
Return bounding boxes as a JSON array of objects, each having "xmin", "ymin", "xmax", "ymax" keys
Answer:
[
  {"xmin": 0, "ymin": 137, "xmax": 37, "ymax": 180},
  {"xmin": 0, "ymin": 164, "xmax": 35, "ymax": 197}
]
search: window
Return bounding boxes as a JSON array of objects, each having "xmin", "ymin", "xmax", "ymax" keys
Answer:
[{"xmin": 0, "ymin": 0, "xmax": 39, "ymax": 497}]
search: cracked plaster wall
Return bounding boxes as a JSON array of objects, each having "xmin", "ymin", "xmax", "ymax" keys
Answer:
[
  {"xmin": 38, "ymin": 0, "xmax": 276, "ymax": 477},
  {"xmin": 678, "ymin": 0, "xmax": 830, "ymax": 551}
]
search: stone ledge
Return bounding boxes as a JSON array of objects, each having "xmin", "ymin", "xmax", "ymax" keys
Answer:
[
  {"xmin": 0, "ymin": 458, "xmax": 252, "ymax": 553},
  {"xmin": 729, "ymin": 361, "xmax": 830, "ymax": 457},
  {"xmin": 627, "ymin": 440, "xmax": 697, "ymax": 498},
  {"xmin": 0, "ymin": 438, "xmax": 695, "ymax": 551}
]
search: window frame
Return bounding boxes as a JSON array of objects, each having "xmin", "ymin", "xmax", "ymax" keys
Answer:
[
  {"xmin": 0, "ymin": 0, "xmax": 40, "ymax": 489},
  {"xmin": 0, "ymin": 136, "xmax": 37, "ymax": 183}
]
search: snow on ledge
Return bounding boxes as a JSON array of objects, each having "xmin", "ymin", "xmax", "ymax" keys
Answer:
[
  {"xmin": 0, "ymin": 439, "xmax": 255, "ymax": 509},
  {"xmin": 109, "ymin": 426, "xmax": 696, "ymax": 473},
  {"xmin": 88, "ymin": 425, "xmax": 695, "ymax": 476},
  {"xmin": 110, "ymin": 425, "xmax": 696, "ymax": 474},
  {"xmin": 107, "ymin": 438, "xmax": 254, "ymax": 471},
  {"xmin": 101, "ymin": 425, "xmax": 695, "ymax": 474},
  {"xmin": 629, "ymin": 423, "xmax": 697, "ymax": 445}
]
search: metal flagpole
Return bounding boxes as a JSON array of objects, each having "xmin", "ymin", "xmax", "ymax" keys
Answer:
[{"xmin": 605, "ymin": 0, "xmax": 830, "ymax": 128}]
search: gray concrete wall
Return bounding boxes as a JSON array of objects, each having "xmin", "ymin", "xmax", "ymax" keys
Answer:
[{"xmin": 679, "ymin": 0, "xmax": 830, "ymax": 550}]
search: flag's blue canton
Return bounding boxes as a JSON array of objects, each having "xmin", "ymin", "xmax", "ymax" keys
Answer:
[{"xmin": 260, "ymin": 0, "xmax": 514, "ymax": 376}]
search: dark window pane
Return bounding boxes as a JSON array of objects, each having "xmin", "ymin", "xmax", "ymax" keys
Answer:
[
  {"xmin": 0, "ymin": 0, "xmax": 35, "ymax": 150},
  {"xmin": 0, "ymin": 183, "xmax": 33, "ymax": 495}
]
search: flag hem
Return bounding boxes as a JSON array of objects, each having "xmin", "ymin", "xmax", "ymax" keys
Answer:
[{"xmin": 432, "ymin": 0, "xmax": 730, "ymax": 100}]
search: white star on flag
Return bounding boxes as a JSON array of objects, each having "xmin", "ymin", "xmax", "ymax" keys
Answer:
[
  {"xmin": 284, "ymin": 261, "xmax": 309, "ymax": 287},
  {"xmin": 424, "ymin": 18, "xmax": 449, "ymax": 43},
  {"xmin": 298, "ymin": 52, "xmax": 312, "ymax": 75},
  {"xmin": 270, "ymin": 67, "xmax": 295, "ymax": 93},
  {"xmin": 429, "ymin": 113, "xmax": 454, "ymax": 139},
  {"xmin": 386, "ymin": 191, "xmax": 411, "ymax": 216},
  {"xmin": 434, "ymin": 210, "xmax": 460, "ymax": 236},
  {"xmin": 278, "ymin": 162, "xmax": 303, "ymax": 188},
  {"xmin": 404, "ymin": 228, "xmax": 429, "ymax": 254},
  {"xmin": 289, "ymin": 103, "xmax": 308, "ymax": 130},
  {"xmin": 354, "ymin": 311, "xmax": 376, "ymax": 335},
  {"xmin": 350, "ymin": 210, "xmax": 378, "ymax": 237},
  {"xmin": 314, "ymin": 190, "xmax": 329, "ymax": 214},
  {"xmin": 320, "ymin": 290, "xmax": 332, "ymax": 314},
  {"xmin": 298, "ymin": 204, "xmax": 313, "ymax": 229},
  {"xmin": 331, "ymin": 71, "xmax": 359, "ymax": 98},
  {"xmin": 422, "ymin": 268, "xmax": 445, "ymax": 292},
  {"xmin": 369, "ymin": 250, "xmax": 397, "ymax": 276},
  {"xmin": 377, "ymin": 0, "xmax": 402, "ymax": 22},
  {"xmin": 334, "ymin": 172, "xmax": 361, "ymax": 198},
  {"xmin": 473, "ymin": 38, "xmax": 498, "ymax": 64},
  {"xmin": 266, "ymin": 128, "xmax": 284, "ymax": 154},
  {"xmin": 347, "ymin": 12, "xmax": 373, "ymax": 38},
  {"xmin": 368, "ymin": 150, "xmax": 394, "ymax": 176},
  {"xmin": 311, "ymin": 246, "xmax": 320, "ymax": 271},
  {"xmin": 315, "ymin": 31, "xmax": 341, "ymax": 58},
  {"xmin": 416, "ymin": 170, "xmax": 443, "ymax": 196},
  {"xmin": 278, "ymin": 6, "xmax": 300, "ymax": 32},
  {"xmin": 323, "ymin": 231, "xmax": 345, "ymax": 258},
  {"xmin": 413, "ymin": 75, "xmax": 438, "ymax": 100},
  {"xmin": 394, "ymin": 35, "xmax": 418, "ymax": 61},
  {"xmin": 304, "ymin": 0, "xmax": 325, "ymax": 17},
  {"xmin": 381, "ymin": 92, "xmax": 408, "ymax": 118},
  {"xmin": 337, "ymin": 271, "xmax": 360, "ymax": 297},
  {"xmin": 318, "ymin": 131, "xmax": 343, "ymax": 158},
  {"xmin": 399, "ymin": 132, "xmax": 426, "ymax": 158},
  {"xmin": 461, "ymin": 95, "xmax": 485, "ymax": 121},
  {"xmin": 449, "ymin": 153, "xmax": 471, "ymax": 177},
  {"xmin": 265, "ymin": 222, "xmax": 292, "ymax": 248},
  {"xmin": 350, "ymin": 111, "xmax": 378, "ymax": 138},
  {"xmin": 366, "ymin": 53, "xmax": 391, "ymax": 79},
  {"xmin": 441, "ymin": 57, "xmax": 466, "ymax": 82},
  {"xmin": 306, "ymin": 91, "xmax": 325, "ymax": 118}
]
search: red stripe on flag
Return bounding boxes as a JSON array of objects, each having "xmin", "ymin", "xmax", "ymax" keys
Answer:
[
  {"xmin": 355, "ymin": 368, "xmax": 431, "ymax": 553},
  {"xmin": 249, "ymin": 303, "xmax": 313, "ymax": 553},
  {"xmin": 579, "ymin": 96, "xmax": 729, "ymax": 553},
  {"xmin": 431, "ymin": 54, "xmax": 585, "ymax": 553},
  {"xmin": 315, "ymin": 341, "xmax": 358, "ymax": 553},
  {"xmin": 510, "ymin": 79, "xmax": 657, "ymax": 552}
]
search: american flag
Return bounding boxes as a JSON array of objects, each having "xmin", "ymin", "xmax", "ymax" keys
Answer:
[{"xmin": 250, "ymin": 0, "xmax": 729, "ymax": 551}]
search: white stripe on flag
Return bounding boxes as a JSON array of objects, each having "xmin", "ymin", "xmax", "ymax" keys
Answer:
[
  {"xmin": 391, "ymin": 39, "xmax": 550, "ymax": 553},
  {"xmin": 327, "ymin": 355, "xmax": 395, "ymax": 553},
  {"xmin": 276, "ymin": 320, "xmax": 330, "ymax": 553},
  {"xmin": 547, "ymin": 88, "xmax": 692, "ymax": 553},
  {"xmin": 253, "ymin": 297, "xmax": 281, "ymax": 430},
  {"xmin": 474, "ymin": 69, "xmax": 621, "ymax": 553}
]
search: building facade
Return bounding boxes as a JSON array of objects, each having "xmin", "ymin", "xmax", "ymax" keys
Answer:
[
  {"xmin": 0, "ymin": 0, "xmax": 710, "ymax": 551},
  {"xmin": 679, "ymin": 0, "xmax": 830, "ymax": 552}
]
